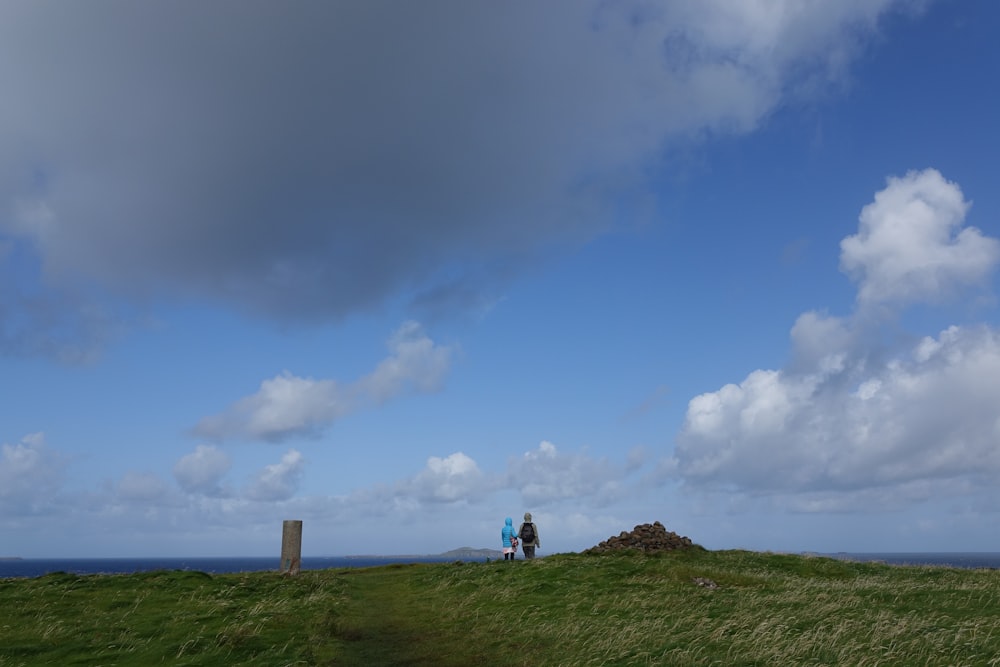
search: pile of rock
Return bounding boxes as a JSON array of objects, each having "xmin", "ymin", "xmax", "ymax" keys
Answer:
[{"xmin": 584, "ymin": 521, "xmax": 695, "ymax": 554}]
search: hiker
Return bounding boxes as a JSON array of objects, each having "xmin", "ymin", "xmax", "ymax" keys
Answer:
[
  {"xmin": 518, "ymin": 512, "xmax": 540, "ymax": 559},
  {"xmin": 501, "ymin": 517, "xmax": 518, "ymax": 561}
]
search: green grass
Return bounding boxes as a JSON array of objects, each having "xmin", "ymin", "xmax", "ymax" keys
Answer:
[{"xmin": 2, "ymin": 550, "xmax": 1000, "ymax": 665}]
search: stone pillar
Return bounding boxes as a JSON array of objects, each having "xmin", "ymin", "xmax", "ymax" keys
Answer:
[{"xmin": 280, "ymin": 520, "xmax": 303, "ymax": 575}]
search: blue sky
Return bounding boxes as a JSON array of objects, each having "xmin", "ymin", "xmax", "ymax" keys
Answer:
[{"xmin": 3, "ymin": 0, "xmax": 1000, "ymax": 558}]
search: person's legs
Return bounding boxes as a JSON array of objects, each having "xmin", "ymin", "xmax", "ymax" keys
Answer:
[{"xmin": 523, "ymin": 545, "xmax": 535, "ymax": 559}]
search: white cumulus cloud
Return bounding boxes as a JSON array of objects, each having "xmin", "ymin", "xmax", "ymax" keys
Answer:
[
  {"xmin": 194, "ymin": 373, "xmax": 349, "ymax": 443},
  {"xmin": 358, "ymin": 321, "xmax": 454, "ymax": 403},
  {"xmin": 841, "ymin": 169, "xmax": 1000, "ymax": 307},
  {"xmin": 674, "ymin": 170, "xmax": 1000, "ymax": 508},
  {"xmin": 194, "ymin": 321, "xmax": 453, "ymax": 443},
  {"xmin": 677, "ymin": 325, "xmax": 1000, "ymax": 496},
  {"xmin": 399, "ymin": 452, "xmax": 488, "ymax": 504},
  {"xmin": 509, "ymin": 440, "xmax": 626, "ymax": 506}
]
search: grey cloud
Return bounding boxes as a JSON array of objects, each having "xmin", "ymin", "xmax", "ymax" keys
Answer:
[
  {"xmin": 0, "ymin": 1, "xmax": 923, "ymax": 334},
  {"xmin": 173, "ymin": 445, "xmax": 233, "ymax": 497},
  {"xmin": 0, "ymin": 433, "xmax": 66, "ymax": 514},
  {"xmin": 244, "ymin": 449, "xmax": 305, "ymax": 502},
  {"xmin": 0, "ymin": 261, "xmax": 126, "ymax": 364},
  {"xmin": 117, "ymin": 471, "xmax": 170, "ymax": 504}
]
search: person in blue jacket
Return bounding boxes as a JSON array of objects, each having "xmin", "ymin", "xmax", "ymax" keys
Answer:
[{"xmin": 501, "ymin": 517, "xmax": 518, "ymax": 561}]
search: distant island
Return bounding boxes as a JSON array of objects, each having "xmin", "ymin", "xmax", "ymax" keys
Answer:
[
  {"xmin": 0, "ymin": 557, "xmax": 23, "ymax": 561},
  {"xmin": 340, "ymin": 547, "xmax": 502, "ymax": 560},
  {"xmin": 439, "ymin": 547, "xmax": 502, "ymax": 559}
]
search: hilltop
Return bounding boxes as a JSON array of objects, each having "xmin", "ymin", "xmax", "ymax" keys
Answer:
[{"xmin": 3, "ymin": 548, "xmax": 998, "ymax": 664}]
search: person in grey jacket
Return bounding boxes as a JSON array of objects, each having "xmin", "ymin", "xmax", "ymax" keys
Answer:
[{"xmin": 518, "ymin": 512, "xmax": 540, "ymax": 559}]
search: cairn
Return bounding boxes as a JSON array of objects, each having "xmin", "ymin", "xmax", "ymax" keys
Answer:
[{"xmin": 584, "ymin": 521, "xmax": 694, "ymax": 554}]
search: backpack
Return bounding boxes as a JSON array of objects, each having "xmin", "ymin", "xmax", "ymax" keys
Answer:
[{"xmin": 520, "ymin": 523, "xmax": 535, "ymax": 543}]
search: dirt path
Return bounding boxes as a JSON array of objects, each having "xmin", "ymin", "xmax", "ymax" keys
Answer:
[{"xmin": 331, "ymin": 568, "xmax": 457, "ymax": 666}]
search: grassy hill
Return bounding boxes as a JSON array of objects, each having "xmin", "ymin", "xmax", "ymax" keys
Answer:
[{"xmin": 2, "ymin": 548, "xmax": 999, "ymax": 665}]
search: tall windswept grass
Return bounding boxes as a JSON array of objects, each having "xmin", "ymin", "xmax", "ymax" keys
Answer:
[
  {"xmin": 2, "ymin": 550, "xmax": 1000, "ymax": 665},
  {"xmin": 398, "ymin": 550, "xmax": 1000, "ymax": 666}
]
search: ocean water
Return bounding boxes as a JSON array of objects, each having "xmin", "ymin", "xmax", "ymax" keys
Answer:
[
  {"xmin": 2, "ymin": 552, "xmax": 998, "ymax": 579},
  {"xmin": 822, "ymin": 552, "xmax": 1000, "ymax": 570},
  {"xmin": 0, "ymin": 555, "xmax": 477, "ymax": 579}
]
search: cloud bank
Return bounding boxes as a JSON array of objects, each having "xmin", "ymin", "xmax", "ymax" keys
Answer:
[
  {"xmin": 0, "ymin": 434, "xmax": 641, "ymax": 555},
  {"xmin": 0, "ymin": 1, "xmax": 925, "ymax": 359}
]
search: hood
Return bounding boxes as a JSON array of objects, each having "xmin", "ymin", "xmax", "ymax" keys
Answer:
[
  {"xmin": 523, "ymin": 512, "xmax": 532, "ymax": 521},
  {"xmin": 505, "ymin": 517, "xmax": 513, "ymax": 526}
]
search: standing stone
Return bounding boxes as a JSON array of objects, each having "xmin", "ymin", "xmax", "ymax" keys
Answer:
[{"xmin": 280, "ymin": 520, "xmax": 303, "ymax": 575}]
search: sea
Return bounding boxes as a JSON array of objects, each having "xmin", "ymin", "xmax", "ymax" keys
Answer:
[
  {"xmin": 2, "ymin": 552, "xmax": 999, "ymax": 579},
  {"xmin": 821, "ymin": 552, "xmax": 1000, "ymax": 570},
  {"xmin": 0, "ymin": 555, "xmax": 480, "ymax": 579}
]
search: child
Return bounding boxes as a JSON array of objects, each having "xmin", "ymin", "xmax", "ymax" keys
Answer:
[{"xmin": 501, "ymin": 517, "xmax": 518, "ymax": 561}]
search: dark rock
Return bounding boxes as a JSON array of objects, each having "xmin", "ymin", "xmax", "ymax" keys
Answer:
[{"xmin": 583, "ymin": 521, "xmax": 695, "ymax": 554}]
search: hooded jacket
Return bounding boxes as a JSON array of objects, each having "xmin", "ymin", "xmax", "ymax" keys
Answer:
[{"xmin": 501, "ymin": 517, "xmax": 517, "ymax": 548}]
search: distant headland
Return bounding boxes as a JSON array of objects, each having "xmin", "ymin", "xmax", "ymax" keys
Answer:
[{"xmin": 340, "ymin": 547, "xmax": 501, "ymax": 560}]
